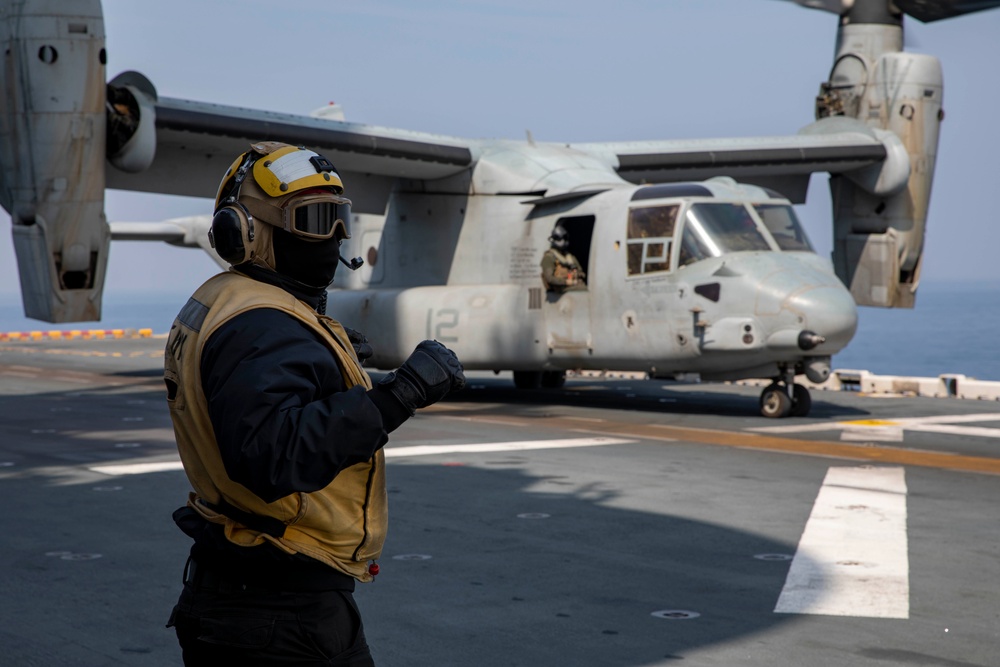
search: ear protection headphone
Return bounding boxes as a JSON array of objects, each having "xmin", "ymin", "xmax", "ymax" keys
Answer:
[
  {"xmin": 208, "ymin": 200, "xmax": 255, "ymax": 265},
  {"xmin": 208, "ymin": 151, "xmax": 259, "ymax": 265}
]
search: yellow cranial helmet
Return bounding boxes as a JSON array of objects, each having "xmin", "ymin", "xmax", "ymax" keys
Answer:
[
  {"xmin": 214, "ymin": 141, "xmax": 345, "ymax": 208},
  {"xmin": 209, "ymin": 142, "xmax": 352, "ymax": 266}
]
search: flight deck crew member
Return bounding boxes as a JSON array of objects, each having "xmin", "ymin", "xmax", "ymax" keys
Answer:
[
  {"xmin": 540, "ymin": 223, "xmax": 586, "ymax": 292},
  {"xmin": 164, "ymin": 141, "xmax": 465, "ymax": 665}
]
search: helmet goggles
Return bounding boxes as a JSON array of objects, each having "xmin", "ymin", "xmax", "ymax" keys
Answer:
[{"xmin": 281, "ymin": 191, "xmax": 352, "ymax": 240}]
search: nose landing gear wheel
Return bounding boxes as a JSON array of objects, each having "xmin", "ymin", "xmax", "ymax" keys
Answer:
[
  {"xmin": 759, "ymin": 382, "xmax": 812, "ymax": 418},
  {"xmin": 760, "ymin": 383, "xmax": 791, "ymax": 418},
  {"xmin": 789, "ymin": 383, "xmax": 812, "ymax": 417}
]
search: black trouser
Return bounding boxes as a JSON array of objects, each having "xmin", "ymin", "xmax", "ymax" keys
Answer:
[{"xmin": 167, "ymin": 559, "xmax": 375, "ymax": 666}]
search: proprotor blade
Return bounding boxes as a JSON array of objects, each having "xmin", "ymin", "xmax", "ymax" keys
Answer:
[{"xmin": 781, "ymin": 0, "xmax": 1000, "ymax": 22}]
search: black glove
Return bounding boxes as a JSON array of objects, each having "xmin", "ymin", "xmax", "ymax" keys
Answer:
[
  {"xmin": 378, "ymin": 340, "xmax": 465, "ymax": 414},
  {"xmin": 344, "ymin": 327, "xmax": 373, "ymax": 364}
]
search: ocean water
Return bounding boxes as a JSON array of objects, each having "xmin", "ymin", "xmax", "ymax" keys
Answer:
[
  {"xmin": 832, "ymin": 282, "xmax": 1000, "ymax": 381},
  {"xmin": 1, "ymin": 282, "xmax": 998, "ymax": 381},
  {"xmin": 0, "ymin": 291, "xmax": 188, "ymax": 338}
]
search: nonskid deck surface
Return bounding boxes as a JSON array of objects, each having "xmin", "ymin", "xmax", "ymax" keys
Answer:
[{"xmin": 2, "ymin": 336, "xmax": 997, "ymax": 666}]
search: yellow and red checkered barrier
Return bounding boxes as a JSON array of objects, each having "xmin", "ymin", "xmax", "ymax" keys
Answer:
[{"xmin": 0, "ymin": 328, "xmax": 154, "ymax": 341}]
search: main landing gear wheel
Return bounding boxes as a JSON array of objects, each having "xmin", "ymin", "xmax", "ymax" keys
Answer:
[
  {"xmin": 512, "ymin": 371, "xmax": 542, "ymax": 389},
  {"xmin": 540, "ymin": 370, "xmax": 566, "ymax": 389},
  {"xmin": 513, "ymin": 370, "xmax": 567, "ymax": 389},
  {"xmin": 759, "ymin": 382, "xmax": 812, "ymax": 418}
]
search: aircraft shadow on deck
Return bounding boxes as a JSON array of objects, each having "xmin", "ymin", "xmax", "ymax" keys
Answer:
[
  {"xmin": 0, "ymin": 447, "xmax": 813, "ymax": 666},
  {"xmin": 378, "ymin": 374, "xmax": 872, "ymax": 421},
  {"xmin": 0, "ymin": 383, "xmax": 177, "ymax": 475},
  {"xmin": 365, "ymin": 461, "xmax": 811, "ymax": 666}
]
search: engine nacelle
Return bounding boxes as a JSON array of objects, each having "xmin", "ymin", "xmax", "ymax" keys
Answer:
[
  {"xmin": 817, "ymin": 22, "xmax": 943, "ymax": 308},
  {"xmin": 0, "ymin": 0, "xmax": 109, "ymax": 322},
  {"xmin": 107, "ymin": 70, "xmax": 157, "ymax": 173}
]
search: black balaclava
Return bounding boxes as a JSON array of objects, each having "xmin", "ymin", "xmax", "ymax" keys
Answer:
[{"xmin": 272, "ymin": 226, "xmax": 341, "ymax": 289}]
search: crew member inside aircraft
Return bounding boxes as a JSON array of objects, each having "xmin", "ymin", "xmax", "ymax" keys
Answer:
[
  {"xmin": 540, "ymin": 223, "xmax": 586, "ymax": 292},
  {"xmin": 163, "ymin": 141, "xmax": 465, "ymax": 665}
]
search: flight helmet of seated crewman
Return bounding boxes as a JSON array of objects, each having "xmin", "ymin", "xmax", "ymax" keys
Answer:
[
  {"xmin": 208, "ymin": 141, "xmax": 352, "ymax": 290},
  {"xmin": 548, "ymin": 223, "xmax": 570, "ymax": 251}
]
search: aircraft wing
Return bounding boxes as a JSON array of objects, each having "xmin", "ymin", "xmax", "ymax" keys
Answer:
[
  {"xmin": 127, "ymin": 97, "xmax": 891, "ymax": 209},
  {"xmin": 107, "ymin": 95, "xmax": 478, "ymax": 215},
  {"xmin": 570, "ymin": 121, "xmax": 900, "ymax": 204}
]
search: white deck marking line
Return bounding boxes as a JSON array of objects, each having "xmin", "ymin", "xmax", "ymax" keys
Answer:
[
  {"xmin": 910, "ymin": 424, "xmax": 1000, "ymax": 439},
  {"xmin": 88, "ymin": 438, "xmax": 637, "ymax": 475},
  {"xmin": 841, "ymin": 426, "xmax": 904, "ymax": 442},
  {"xmin": 775, "ymin": 466, "xmax": 909, "ymax": 619},
  {"xmin": 90, "ymin": 460, "xmax": 183, "ymax": 475},
  {"xmin": 752, "ymin": 422, "xmax": 853, "ymax": 434},
  {"xmin": 751, "ymin": 412, "xmax": 1000, "ymax": 439},
  {"xmin": 385, "ymin": 437, "xmax": 635, "ymax": 458},
  {"xmin": 892, "ymin": 413, "xmax": 1000, "ymax": 425}
]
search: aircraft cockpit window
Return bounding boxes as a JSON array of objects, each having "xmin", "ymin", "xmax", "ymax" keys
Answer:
[
  {"xmin": 679, "ymin": 203, "xmax": 770, "ymax": 267},
  {"xmin": 626, "ymin": 205, "xmax": 679, "ymax": 275},
  {"xmin": 753, "ymin": 204, "xmax": 814, "ymax": 252}
]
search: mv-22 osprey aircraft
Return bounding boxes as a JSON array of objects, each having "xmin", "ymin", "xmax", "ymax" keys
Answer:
[{"xmin": 1, "ymin": 0, "xmax": 996, "ymax": 417}]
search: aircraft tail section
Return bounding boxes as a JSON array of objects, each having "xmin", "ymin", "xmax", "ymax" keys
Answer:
[
  {"xmin": 0, "ymin": 0, "xmax": 110, "ymax": 322},
  {"xmin": 816, "ymin": 12, "xmax": 942, "ymax": 308}
]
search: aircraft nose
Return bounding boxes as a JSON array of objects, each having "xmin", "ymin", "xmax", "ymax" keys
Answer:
[{"xmin": 786, "ymin": 283, "xmax": 858, "ymax": 353}]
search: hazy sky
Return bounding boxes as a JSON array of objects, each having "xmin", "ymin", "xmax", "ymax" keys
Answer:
[{"xmin": 1, "ymin": 0, "xmax": 998, "ymax": 305}]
